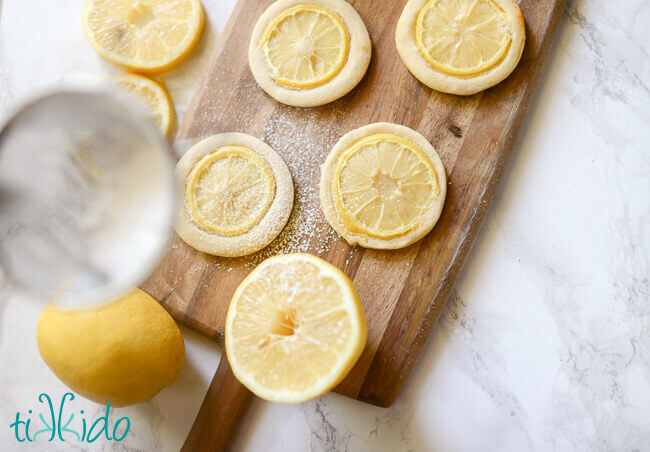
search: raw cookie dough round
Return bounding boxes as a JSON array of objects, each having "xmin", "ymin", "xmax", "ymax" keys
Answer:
[
  {"xmin": 249, "ymin": 0, "xmax": 372, "ymax": 107},
  {"xmin": 395, "ymin": 0, "xmax": 526, "ymax": 95},
  {"xmin": 320, "ymin": 123, "xmax": 446, "ymax": 249},
  {"xmin": 175, "ymin": 133, "xmax": 294, "ymax": 257}
]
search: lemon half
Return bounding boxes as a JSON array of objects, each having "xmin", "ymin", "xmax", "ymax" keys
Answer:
[
  {"xmin": 226, "ymin": 253, "xmax": 367, "ymax": 403},
  {"xmin": 260, "ymin": 4, "xmax": 349, "ymax": 89},
  {"xmin": 332, "ymin": 134, "xmax": 441, "ymax": 240},
  {"xmin": 186, "ymin": 146, "xmax": 276, "ymax": 236},
  {"xmin": 416, "ymin": 0, "xmax": 511, "ymax": 75},
  {"xmin": 83, "ymin": 0, "xmax": 205, "ymax": 74}
]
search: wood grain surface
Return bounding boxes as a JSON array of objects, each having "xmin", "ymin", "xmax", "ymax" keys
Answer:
[{"xmin": 142, "ymin": 0, "xmax": 566, "ymax": 407}]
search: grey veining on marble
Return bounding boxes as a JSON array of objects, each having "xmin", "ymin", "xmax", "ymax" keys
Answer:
[{"xmin": 1, "ymin": 0, "xmax": 648, "ymax": 451}]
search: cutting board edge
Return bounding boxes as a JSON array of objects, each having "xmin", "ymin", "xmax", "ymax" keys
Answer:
[{"xmin": 354, "ymin": 0, "xmax": 568, "ymax": 407}]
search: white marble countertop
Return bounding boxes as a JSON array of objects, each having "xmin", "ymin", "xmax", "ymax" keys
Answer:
[{"xmin": 1, "ymin": 0, "xmax": 648, "ymax": 450}]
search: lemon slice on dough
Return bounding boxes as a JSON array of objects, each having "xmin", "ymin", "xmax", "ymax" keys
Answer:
[
  {"xmin": 320, "ymin": 123, "xmax": 447, "ymax": 249},
  {"xmin": 249, "ymin": 0, "xmax": 371, "ymax": 107},
  {"xmin": 260, "ymin": 5, "xmax": 349, "ymax": 89},
  {"xmin": 186, "ymin": 146, "xmax": 276, "ymax": 236},
  {"xmin": 175, "ymin": 133, "xmax": 294, "ymax": 258},
  {"xmin": 395, "ymin": 0, "xmax": 526, "ymax": 95},
  {"xmin": 332, "ymin": 134, "xmax": 441, "ymax": 240},
  {"xmin": 416, "ymin": 0, "xmax": 511, "ymax": 75}
]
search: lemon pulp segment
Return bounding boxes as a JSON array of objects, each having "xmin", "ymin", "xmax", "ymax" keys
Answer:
[
  {"xmin": 226, "ymin": 254, "xmax": 366, "ymax": 402},
  {"xmin": 332, "ymin": 134, "xmax": 441, "ymax": 239},
  {"xmin": 116, "ymin": 74, "xmax": 174, "ymax": 136},
  {"xmin": 416, "ymin": 0, "xmax": 511, "ymax": 75},
  {"xmin": 186, "ymin": 146, "xmax": 276, "ymax": 235},
  {"xmin": 83, "ymin": 0, "xmax": 204, "ymax": 73},
  {"xmin": 260, "ymin": 5, "xmax": 349, "ymax": 89}
]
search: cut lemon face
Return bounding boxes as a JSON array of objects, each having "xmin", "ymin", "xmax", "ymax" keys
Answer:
[
  {"xmin": 115, "ymin": 73, "xmax": 174, "ymax": 136},
  {"xmin": 83, "ymin": 0, "xmax": 205, "ymax": 74},
  {"xmin": 332, "ymin": 134, "xmax": 441, "ymax": 239},
  {"xmin": 186, "ymin": 146, "xmax": 276, "ymax": 235},
  {"xmin": 416, "ymin": 0, "xmax": 511, "ymax": 75},
  {"xmin": 225, "ymin": 253, "xmax": 367, "ymax": 403},
  {"xmin": 260, "ymin": 5, "xmax": 349, "ymax": 88}
]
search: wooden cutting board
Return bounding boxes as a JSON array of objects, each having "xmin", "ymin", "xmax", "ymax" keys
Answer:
[{"xmin": 142, "ymin": 0, "xmax": 566, "ymax": 408}]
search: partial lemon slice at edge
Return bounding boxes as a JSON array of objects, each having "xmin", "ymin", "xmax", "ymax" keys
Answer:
[{"xmin": 115, "ymin": 73, "xmax": 175, "ymax": 137}]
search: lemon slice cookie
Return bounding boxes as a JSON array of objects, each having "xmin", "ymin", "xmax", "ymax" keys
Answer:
[
  {"xmin": 226, "ymin": 253, "xmax": 367, "ymax": 403},
  {"xmin": 395, "ymin": 0, "xmax": 525, "ymax": 95},
  {"xmin": 249, "ymin": 0, "xmax": 371, "ymax": 107},
  {"xmin": 175, "ymin": 133, "xmax": 294, "ymax": 257},
  {"xmin": 320, "ymin": 123, "xmax": 446, "ymax": 249},
  {"xmin": 83, "ymin": 0, "xmax": 205, "ymax": 74}
]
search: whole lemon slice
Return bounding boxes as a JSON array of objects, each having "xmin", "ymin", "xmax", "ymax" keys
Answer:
[
  {"xmin": 416, "ymin": 0, "xmax": 511, "ymax": 75},
  {"xmin": 186, "ymin": 146, "xmax": 276, "ymax": 236},
  {"xmin": 115, "ymin": 73, "xmax": 175, "ymax": 136},
  {"xmin": 83, "ymin": 0, "xmax": 205, "ymax": 74},
  {"xmin": 321, "ymin": 123, "xmax": 447, "ymax": 249},
  {"xmin": 260, "ymin": 4, "xmax": 349, "ymax": 89},
  {"xmin": 333, "ymin": 134, "xmax": 441, "ymax": 239},
  {"xmin": 226, "ymin": 253, "xmax": 367, "ymax": 403}
]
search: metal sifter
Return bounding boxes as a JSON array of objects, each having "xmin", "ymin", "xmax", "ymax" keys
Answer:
[{"xmin": 0, "ymin": 90, "xmax": 177, "ymax": 308}]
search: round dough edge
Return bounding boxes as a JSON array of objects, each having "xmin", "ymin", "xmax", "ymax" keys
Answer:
[
  {"xmin": 249, "ymin": 0, "xmax": 372, "ymax": 107},
  {"xmin": 320, "ymin": 122, "xmax": 447, "ymax": 249},
  {"xmin": 395, "ymin": 0, "xmax": 526, "ymax": 95},
  {"xmin": 175, "ymin": 133, "xmax": 294, "ymax": 257}
]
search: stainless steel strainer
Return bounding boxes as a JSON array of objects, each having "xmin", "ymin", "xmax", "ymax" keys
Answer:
[{"xmin": 0, "ymin": 89, "xmax": 176, "ymax": 308}]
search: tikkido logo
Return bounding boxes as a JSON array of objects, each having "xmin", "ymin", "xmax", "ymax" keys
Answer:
[{"xmin": 9, "ymin": 393, "xmax": 131, "ymax": 444}]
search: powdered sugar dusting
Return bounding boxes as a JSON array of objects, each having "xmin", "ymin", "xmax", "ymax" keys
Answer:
[
  {"xmin": 252, "ymin": 105, "xmax": 345, "ymax": 264},
  {"xmin": 170, "ymin": 59, "xmax": 364, "ymax": 270}
]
